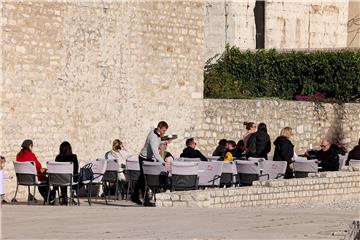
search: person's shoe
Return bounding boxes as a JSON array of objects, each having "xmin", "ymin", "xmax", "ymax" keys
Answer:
[
  {"xmin": 60, "ymin": 198, "xmax": 68, "ymax": 206},
  {"xmin": 130, "ymin": 196, "xmax": 142, "ymax": 205},
  {"xmin": 1, "ymin": 199, "xmax": 8, "ymax": 204},
  {"xmin": 143, "ymin": 201, "xmax": 156, "ymax": 207}
]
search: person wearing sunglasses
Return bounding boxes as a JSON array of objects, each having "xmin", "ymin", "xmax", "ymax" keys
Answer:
[{"xmin": 316, "ymin": 139, "xmax": 340, "ymax": 171}]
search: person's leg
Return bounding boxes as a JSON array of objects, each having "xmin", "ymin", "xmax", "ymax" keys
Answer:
[
  {"xmin": 38, "ymin": 186, "xmax": 54, "ymax": 202},
  {"xmin": 131, "ymin": 157, "xmax": 145, "ymax": 204},
  {"xmin": 60, "ymin": 186, "xmax": 68, "ymax": 204}
]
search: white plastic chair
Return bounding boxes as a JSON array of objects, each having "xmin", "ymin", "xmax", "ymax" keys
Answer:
[
  {"xmin": 338, "ymin": 153, "xmax": 349, "ymax": 170},
  {"xmin": 125, "ymin": 157, "xmax": 141, "ymax": 200},
  {"xmin": 12, "ymin": 161, "xmax": 47, "ymax": 204},
  {"xmin": 103, "ymin": 159, "xmax": 123, "ymax": 201},
  {"xmin": 142, "ymin": 162, "xmax": 167, "ymax": 203},
  {"xmin": 261, "ymin": 160, "xmax": 287, "ymax": 180},
  {"xmin": 181, "ymin": 157, "xmax": 201, "ymax": 162},
  {"xmin": 220, "ymin": 161, "xmax": 238, "ymax": 187},
  {"xmin": 235, "ymin": 161, "xmax": 260, "ymax": 186},
  {"xmin": 47, "ymin": 161, "xmax": 79, "ymax": 206},
  {"xmin": 81, "ymin": 159, "xmax": 107, "ymax": 206},
  {"xmin": 206, "ymin": 156, "xmax": 221, "ymax": 161},
  {"xmin": 198, "ymin": 161, "xmax": 223, "ymax": 187},
  {"xmin": 171, "ymin": 162, "xmax": 199, "ymax": 191},
  {"xmin": 293, "ymin": 160, "xmax": 318, "ymax": 178},
  {"xmin": 349, "ymin": 159, "xmax": 360, "ymax": 168}
]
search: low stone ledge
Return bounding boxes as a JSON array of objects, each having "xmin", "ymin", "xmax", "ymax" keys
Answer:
[{"xmin": 156, "ymin": 170, "xmax": 360, "ymax": 208}]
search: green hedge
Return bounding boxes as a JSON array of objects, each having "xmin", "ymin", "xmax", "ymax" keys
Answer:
[{"xmin": 204, "ymin": 46, "xmax": 360, "ymax": 102}]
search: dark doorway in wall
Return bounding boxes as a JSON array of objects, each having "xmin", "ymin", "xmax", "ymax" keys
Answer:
[{"xmin": 254, "ymin": 0, "xmax": 265, "ymax": 49}]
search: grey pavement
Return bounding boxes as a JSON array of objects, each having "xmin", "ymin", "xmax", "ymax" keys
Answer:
[{"xmin": 1, "ymin": 200, "xmax": 359, "ymax": 240}]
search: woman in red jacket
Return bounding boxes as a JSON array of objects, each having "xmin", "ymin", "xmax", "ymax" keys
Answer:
[{"xmin": 16, "ymin": 139, "xmax": 55, "ymax": 203}]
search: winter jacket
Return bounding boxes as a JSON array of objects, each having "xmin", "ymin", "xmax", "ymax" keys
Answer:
[
  {"xmin": 180, "ymin": 147, "xmax": 207, "ymax": 161},
  {"xmin": 316, "ymin": 145, "xmax": 339, "ymax": 171},
  {"xmin": 346, "ymin": 145, "xmax": 360, "ymax": 165},
  {"xmin": 212, "ymin": 145, "xmax": 227, "ymax": 157},
  {"xmin": 247, "ymin": 130, "xmax": 271, "ymax": 159},
  {"xmin": 273, "ymin": 136, "xmax": 294, "ymax": 179},
  {"xmin": 16, "ymin": 150, "xmax": 45, "ymax": 181}
]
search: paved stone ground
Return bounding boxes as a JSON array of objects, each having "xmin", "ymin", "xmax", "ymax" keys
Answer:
[{"xmin": 1, "ymin": 198, "xmax": 359, "ymax": 239}]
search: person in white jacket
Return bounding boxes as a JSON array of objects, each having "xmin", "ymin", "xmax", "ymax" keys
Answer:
[{"xmin": 105, "ymin": 139, "xmax": 132, "ymax": 180}]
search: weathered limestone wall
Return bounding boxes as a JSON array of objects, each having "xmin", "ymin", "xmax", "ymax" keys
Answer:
[
  {"xmin": 347, "ymin": 0, "xmax": 360, "ymax": 48},
  {"xmin": 156, "ymin": 167, "xmax": 360, "ymax": 208},
  {"xmin": 191, "ymin": 99, "xmax": 360, "ymax": 156},
  {"xmin": 205, "ymin": 0, "xmax": 350, "ymax": 60},
  {"xmin": 265, "ymin": 0, "xmax": 349, "ymax": 49},
  {"xmin": 1, "ymin": 1, "xmax": 204, "ymax": 197}
]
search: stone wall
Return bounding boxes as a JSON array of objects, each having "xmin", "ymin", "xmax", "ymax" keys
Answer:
[
  {"xmin": 156, "ymin": 167, "xmax": 360, "ymax": 208},
  {"xmin": 1, "ymin": 1, "xmax": 204, "ymax": 197},
  {"xmin": 205, "ymin": 0, "xmax": 350, "ymax": 60},
  {"xmin": 347, "ymin": 0, "xmax": 360, "ymax": 48},
  {"xmin": 190, "ymin": 99, "xmax": 360, "ymax": 156}
]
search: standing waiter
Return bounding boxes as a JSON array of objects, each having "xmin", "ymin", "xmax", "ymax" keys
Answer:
[{"xmin": 131, "ymin": 121, "xmax": 168, "ymax": 206}]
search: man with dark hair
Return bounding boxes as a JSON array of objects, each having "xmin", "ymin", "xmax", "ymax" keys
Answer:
[
  {"xmin": 131, "ymin": 121, "xmax": 168, "ymax": 206},
  {"xmin": 180, "ymin": 138, "xmax": 207, "ymax": 161},
  {"xmin": 246, "ymin": 122, "xmax": 271, "ymax": 159},
  {"xmin": 346, "ymin": 138, "xmax": 360, "ymax": 165},
  {"xmin": 212, "ymin": 139, "xmax": 227, "ymax": 157}
]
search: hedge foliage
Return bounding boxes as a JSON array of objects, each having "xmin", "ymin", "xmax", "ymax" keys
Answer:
[{"xmin": 204, "ymin": 46, "xmax": 360, "ymax": 102}]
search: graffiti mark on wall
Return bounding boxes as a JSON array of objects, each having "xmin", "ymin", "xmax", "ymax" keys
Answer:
[{"xmin": 347, "ymin": 15, "xmax": 360, "ymax": 46}]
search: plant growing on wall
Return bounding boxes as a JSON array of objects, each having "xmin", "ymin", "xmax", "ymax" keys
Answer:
[{"xmin": 204, "ymin": 46, "xmax": 360, "ymax": 103}]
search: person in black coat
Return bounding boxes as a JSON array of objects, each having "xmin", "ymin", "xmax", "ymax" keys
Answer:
[
  {"xmin": 246, "ymin": 123, "xmax": 271, "ymax": 159},
  {"xmin": 55, "ymin": 141, "xmax": 79, "ymax": 205},
  {"xmin": 316, "ymin": 139, "xmax": 340, "ymax": 171},
  {"xmin": 212, "ymin": 139, "xmax": 227, "ymax": 157},
  {"xmin": 180, "ymin": 138, "xmax": 207, "ymax": 161},
  {"xmin": 234, "ymin": 140, "xmax": 247, "ymax": 159},
  {"xmin": 346, "ymin": 138, "xmax": 360, "ymax": 165},
  {"xmin": 273, "ymin": 127, "xmax": 294, "ymax": 179}
]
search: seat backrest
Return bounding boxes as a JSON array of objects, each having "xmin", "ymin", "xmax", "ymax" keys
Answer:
[
  {"xmin": 198, "ymin": 161, "xmax": 223, "ymax": 187},
  {"xmin": 293, "ymin": 156, "xmax": 309, "ymax": 162},
  {"xmin": 235, "ymin": 161, "xmax": 260, "ymax": 174},
  {"xmin": 126, "ymin": 155, "xmax": 139, "ymax": 162},
  {"xmin": 235, "ymin": 161, "xmax": 260, "ymax": 186},
  {"xmin": 172, "ymin": 162, "xmax": 199, "ymax": 175},
  {"xmin": 349, "ymin": 159, "xmax": 360, "ymax": 168},
  {"xmin": 13, "ymin": 161, "xmax": 38, "ymax": 185},
  {"xmin": 85, "ymin": 159, "xmax": 107, "ymax": 183},
  {"xmin": 13, "ymin": 161, "xmax": 37, "ymax": 175},
  {"xmin": 338, "ymin": 153, "xmax": 349, "ymax": 170},
  {"xmin": 106, "ymin": 159, "xmax": 119, "ymax": 171},
  {"xmin": 293, "ymin": 160, "xmax": 318, "ymax": 172},
  {"xmin": 47, "ymin": 161, "xmax": 73, "ymax": 174},
  {"xmin": 222, "ymin": 161, "xmax": 237, "ymax": 174},
  {"xmin": 261, "ymin": 160, "xmax": 287, "ymax": 179},
  {"xmin": 206, "ymin": 156, "xmax": 221, "ymax": 161},
  {"xmin": 181, "ymin": 157, "xmax": 201, "ymax": 162},
  {"xmin": 248, "ymin": 157, "xmax": 265, "ymax": 162},
  {"xmin": 142, "ymin": 162, "xmax": 164, "ymax": 175},
  {"xmin": 47, "ymin": 161, "xmax": 73, "ymax": 185},
  {"xmin": 126, "ymin": 158, "xmax": 140, "ymax": 171}
]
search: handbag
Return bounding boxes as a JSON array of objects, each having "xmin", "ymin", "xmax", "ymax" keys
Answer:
[{"xmin": 80, "ymin": 163, "xmax": 94, "ymax": 182}]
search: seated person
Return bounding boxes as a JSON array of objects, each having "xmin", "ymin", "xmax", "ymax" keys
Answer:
[
  {"xmin": 105, "ymin": 139, "xmax": 132, "ymax": 180},
  {"xmin": 315, "ymin": 139, "xmax": 340, "ymax": 171},
  {"xmin": 159, "ymin": 143, "xmax": 173, "ymax": 174},
  {"xmin": 234, "ymin": 140, "xmax": 246, "ymax": 159},
  {"xmin": 55, "ymin": 141, "xmax": 79, "ymax": 205},
  {"xmin": 333, "ymin": 139, "xmax": 347, "ymax": 156},
  {"xmin": 180, "ymin": 138, "xmax": 207, "ymax": 161},
  {"xmin": 16, "ymin": 139, "xmax": 55, "ymax": 203},
  {"xmin": 222, "ymin": 140, "xmax": 236, "ymax": 162},
  {"xmin": 346, "ymin": 138, "xmax": 360, "ymax": 165},
  {"xmin": 212, "ymin": 139, "xmax": 227, "ymax": 157}
]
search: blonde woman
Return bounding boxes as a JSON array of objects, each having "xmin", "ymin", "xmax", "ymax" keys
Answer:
[
  {"xmin": 273, "ymin": 127, "xmax": 294, "ymax": 179},
  {"xmin": 105, "ymin": 139, "xmax": 132, "ymax": 180}
]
